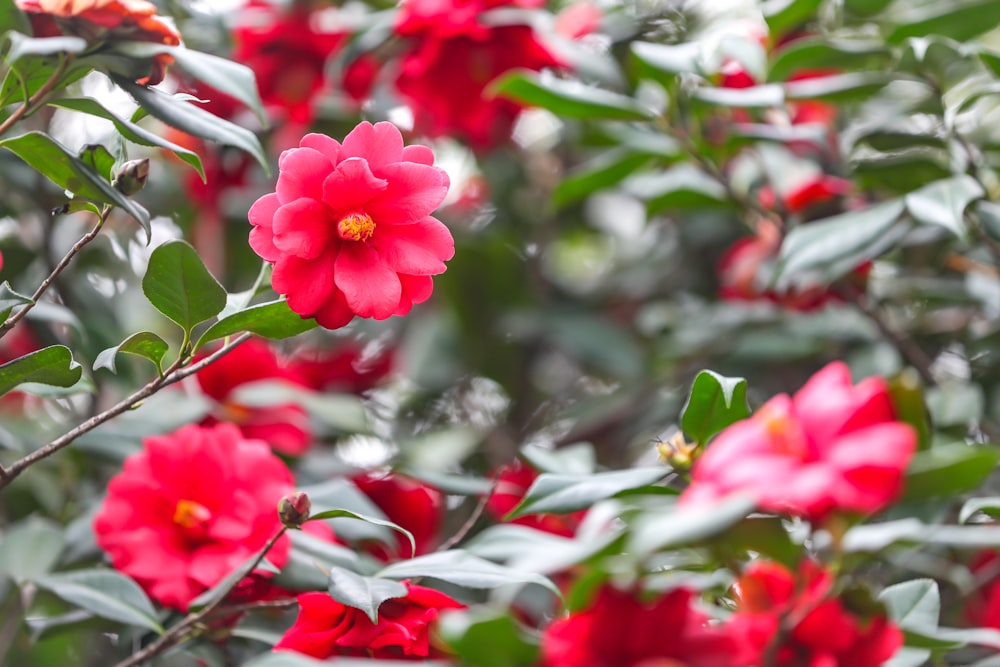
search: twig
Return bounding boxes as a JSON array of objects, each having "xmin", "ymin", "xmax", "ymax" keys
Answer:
[
  {"xmin": 0, "ymin": 333, "xmax": 252, "ymax": 489},
  {"xmin": 202, "ymin": 597, "xmax": 297, "ymax": 620},
  {"xmin": 848, "ymin": 291, "xmax": 936, "ymax": 387},
  {"xmin": 0, "ymin": 54, "xmax": 72, "ymax": 138},
  {"xmin": 437, "ymin": 472, "xmax": 502, "ymax": 552},
  {"xmin": 111, "ymin": 527, "xmax": 288, "ymax": 667},
  {"xmin": 0, "ymin": 206, "xmax": 111, "ymax": 339}
]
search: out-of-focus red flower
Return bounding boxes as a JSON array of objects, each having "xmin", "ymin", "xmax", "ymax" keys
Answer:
[
  {"xmin": 730, "ymin": 561, "xmax": 902, "ymax": 667},
  {"xmin": 342, "ymin": 53, "xmax": 382, "ymax": 103},
  {"xmin": 485, "ymin": 460, "xmax": 584, "ymax": 537},
  {"xmin": 353, "ymin": 471, "xmax": 443, "ymax": 556},
  {"xmin": 93, "ymin": 423, "xmax": 294, "ymax": 611},
  {"xmin": 554, "ymin": 1, "xmax": 602, "ymax": 39},
  {"xmin": 17, "ymin": 0, "xmax": 180, "ymax": 84},
  {"xmin": 248, "ymin": 122, "xmax": 453, "ymax": 329},
  {"xmin": 393, "ymin": 0, "xmax": 563, "ymax": 150},
  {"xmin": 682, "ymin": 362, "xmax": 916, "ymax": 522},
  {"xmin": 287, "ymin": 342, "xmax": 395, "ymax": 394},
  {"xmin": 786, "ymin": 70, "xmax": 840, "ymax": 127},
  {"xmin": 757, "ymin": 175, "xmax": 851, "ymax": 215},
  {"xmin": 0, "ymin": 323, "xmax": 45, "ymax": 412},
  {"xmin": 540, "ymin": 585, "xmax": 739, "ymax": 667},
  {"xmin": 966, "ymin": 551, "xmax": 1000, "ymax": 630},
  {"xmin": 231, "ymin": 0, "xmax": 345, "ymax": 125},
  {"xmin": 194, "ymin": 338, "xmax": 313, "ymax": 457},
  {"xmin": 274, "ymin": 584, "xmax": 463, "ymax": 659}
]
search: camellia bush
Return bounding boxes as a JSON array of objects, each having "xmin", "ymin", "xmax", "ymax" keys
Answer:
[{"xmin": 7, "ymin": 0, "xmax": 1000, "ymax": 665}]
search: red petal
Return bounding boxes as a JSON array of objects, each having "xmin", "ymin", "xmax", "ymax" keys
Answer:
[{"xmin": 334, "ymin": 243, "xmax": 402, "ymax": 320}]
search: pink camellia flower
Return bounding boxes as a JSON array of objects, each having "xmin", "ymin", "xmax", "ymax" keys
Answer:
[
  {"xmin": 248, "ymin": 121, "xmax": 453, "ymax": 329},
  {"xmin": 93, "ymin": 423, "xmax": 294, "ymax": 611},
  {"xmin": 681, "ymin": 362, "xmax": 917, "ymax": 522}
]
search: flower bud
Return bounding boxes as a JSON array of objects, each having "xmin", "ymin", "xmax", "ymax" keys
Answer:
[
  {"xmin": 112, "ymin": 158, "xmax": 150, "ymax": 196},
  {"xmin": 277, "ymin": 491, "xmax": 311, "ymax": 528}
]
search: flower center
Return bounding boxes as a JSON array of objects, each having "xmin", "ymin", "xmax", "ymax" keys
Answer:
[
  {"xmin": 759, "ymin": 404, "xmax": 808, "ymax": 460},
  {"xmin": 337, "ymin": 212, "xmax": 375, "ymax": 242},
  {"xmin": 173, "ymin": 499, "xmax": 211, "ymax": 532}
]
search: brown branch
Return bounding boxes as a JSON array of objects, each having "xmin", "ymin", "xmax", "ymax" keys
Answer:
[
  {"xmin": 0, "ymin": 54, "xmax": 72, "ymax": 138},
  {"xmin": 437, "ymin": 472, "xmax": 502, "ymax": 552},
  {"xmin": 111, "ymin": 526, "xmax": 288, "ymax": 667},
  {"xmin": 849, "ymin": 291, "xmax": 936, "ymax": 387},
  {"xmin": 202, "ymin": 597, "xmax": 297, "ymax": 620},
  {"xmin": 0, "ymin": 333, "xmax": 252, "ymax": 489}
]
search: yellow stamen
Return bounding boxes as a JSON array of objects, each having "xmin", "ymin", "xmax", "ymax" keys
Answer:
[
  {"xmin": 173, "ymin": 499, "xmax": 211, "ymax": 529},
  {"xmin": 337, "ymin": 212, "xmax": 375, "ymax": 242}
]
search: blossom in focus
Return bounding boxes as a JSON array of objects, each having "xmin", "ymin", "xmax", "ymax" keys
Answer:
[
  {"xmin": 485, "ymin": 460, "xmax": 584, "ymax": 537},
  {"xmin": 393, "ymin": 0, "xmax": 563, "ymax": 149},
  {"xmin": 274, "ymin": 584, "xmax": 463, "ymax": 659},
  {"xmin": 730, "ymin": 560, "xmax": 902, "ymax": 667},
  {"xmin": 93, "ymin": 423, "xmax": 294, "ymax": 610},
  {"xmin": 353, "ymin": 471, "xmax": 444, "ymax": 556},
  {"xmin": 539, "ymin": 585, "xmax": 739, "ymax": 667},
  {"xmin": 17, "ymin": 0, "xmax": 181, "ymax": 85},
  {"xmin": 194, "ymin": 338, "xmax": 314, "ymax": 456},
  {"xmin": 248, "ymin": 121, "xmax": 453, "ymax": 329},
  {"xmin": 681, "ymin": 361, "xmax": 916, "ymax": 522}
]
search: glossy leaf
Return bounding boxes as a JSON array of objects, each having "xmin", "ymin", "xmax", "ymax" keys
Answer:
[
  {"xmin": 4, "ymin": 32, "xmax": 85, "ymax": 64},
  {"xmin": 507, "ymin": 467, "xmax": 670, "ymax": 518},
  {"xmin": 0, "ymin": 345, "xmax": 82, "ymax": 396},
  {"xmin": 93, "ymin": 331, "xmax": 169, "ymax": 375},
  {"xmin": 327, "ymin": 566, "xmax": 407, "ymax": 623},
  {"xmin": 195, "ymin": 299, "xmax": 316, "ymax": 350},
  {"xmin": 488, "ymin": 70, "xmax": 655, "ymax": 121},
  {"xmin": 440, "ymin": 611, "xmax": 539, "ymax": 667},
  {"xmin": 887, "ymin": 369, "xmax": 932, "ymax": 451},
  {"xmin": 624, "ymin": 164, "xmax": 732, "ymax": 212},
  {"xmin": 959, "ymin": 497, "xmax": 1000, "ymax": 524},
  {"xmin": 692, "ymin": 83, "xmax": 784, "ymax": 108},
  {"xmin": 0, "ymin": 0, "xmax": 30, "ymax": 35},
  {"xmin": 904, "ymin": 174, "xmax": 984, "ymax": 237},
  {"xmin": 169, "ymin": 46, "xmax": 266, "ymax": 125},
  {"xmin": 680, "ymin": 370, "xmax": 751, "ymax": 444},
  {"xmin": 141, "ymin": 240, "xmax": 226, "ymax": 334},
  {"xmin": 783, "ymin": 72, "xmax": 893, "ymax": 103},
  {"xmin": 843, "ymin": 519, "xmax": 1000, "ymax": 552},
  {"xmin": 553, "ymin": 149, "xmax": 653, "ymax": 207},
  {"xmin": 627, "ymin": 495, "xmax": 756, "ymax": 557},
  {"xmin": 768, "ymin": 39, "xmax": 891, "ymax": 82},
  {"xmin": 0, "ymin": 517, "xmax": 64, "ymax": 582},
  {"xmin": 880, "ymin": 579, "xmax": 941, "ymax": 634},
  {"xmin": 34, "ymin": 569, "xmax": 163, "ymax": 633},
  {"xmin": 762, "ymin": 0, "xmax": 822, "ymax": 40},
  {"xmin": 307, "ymin": 509, "xmax": 416, "ymax": 558},
  {"xmin": 0, "ymin": 280, "xmax": 32, "ymax": 322},
  {"xmin": 78, "ymin": 143, "xmax": 114, "ymax": 181},
  {"xmin": 631, "ymin": 41, "xmax": 705, "ymax": 81},
  {"xmin": 377, "ymin": 550, "xmax": 561, "ymax": 597},
  {"xmin": 887, "ymin": 0, "xmax": 1000, "ymax": 44},
  {"xmin": 903, "ymin": 444, "xmax": 1000, "ymax": 500}
]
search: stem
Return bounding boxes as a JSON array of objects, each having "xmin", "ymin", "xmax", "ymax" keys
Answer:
[
  {"xmin": 436, "ymin": 472, "xmax": 502, "ymax": 552},
  {"xmin": 0, "ymin": 54, "xmax": 73, "ymax": 138},
  {"xmin": 201, "ymin": 597, "xmax": 297, "ymax": 620},
  {"xmin": 848, "ymin": 291, "xmax": 936, "ymax": 387},
  {"xmin": 0, "ymin": 206, "xmax": 111, "ymax": 340},
  {"xmin": 111, "ymin": 526, "xmax": 288, "ymax": 667},
  {"xmin": 0, "ymin": 333, "xmax": 251, "ymax": 489}
]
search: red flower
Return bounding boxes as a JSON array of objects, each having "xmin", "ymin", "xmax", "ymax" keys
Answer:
[
  {"xmin": 194, "ymin": 338, "xmax": 313, "ymax": 456},
  {"xmin": 353, "ymin": 471, "xmax": 444, "ymax": 556},
  {"xmin": 485, "ymin": 460, "xmax": 584, "ymax": 537},
  {"xmin": 248, "ymin": 121, "xmax": 453, "ymax": 329},
  {"xmin": 93, "ymin": 423, "xmax": 294, "ymax": 611},
  {"xmin": 965, "ymin": 551, "xmax": 1000, "ymax": 630},
  {"xmin": 554, "ymin": 2, "xmax": 602, "ymax": 39},
  {"xmin": 730, "ymin": 561, "xmax": 902, "ymax": 667},
  {"xmin": 394, "ymin": 0, "xmax": 563, "ymax": 149},
  {"xmin": 682, "ymin": 362, "xmax": 916, "ymax": 522},
  {"xmin": 757, "ymin": 175, "xmax": 851, "ymax": 215},
  {"xmin": 232, "ymin": 0, "xmax": 345, "ymax": 125},
  {"xmin": 274, "ymin": 584, "xmax": 464, "ymax": 660},
  {"xmin": 287, "ymin": 342, "xmax": 396, "ymax": 394},
  {"xmin": 540, "ymin": 585, "xmax": 738, "ymax": 667}
]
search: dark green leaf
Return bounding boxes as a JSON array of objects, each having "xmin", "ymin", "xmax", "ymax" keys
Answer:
[
  {"xmin": 762, "ymin": 0, "xmax": 822, "ymax": 40},
  {"xmin": 440, "ymin": 611, "xmax": 539, "ymax": 667},
  {"xmin": 959, "ymin": 497, "xmax": 1000, "ymax": 524},
  {"xmin": 843, "ymin": 0, "xmax": 892, "ymax": 17},
  {"xmin": 631, "ymin": 41, "xmax": 705, "ymax": 82},
  {"xmin": 0, "ymin": 280, "xmax": 32, "ymax": 322},
  {"xmin": 680, "ymin": 370, "xmax": 751, "ymax": 444},
  {"xmin": 854, "ymin": 129, "xmax": 947, "ymax": 152},
  {"xmin": 624, "ymin": 164, "xmax": 732, "ymax": 212},
  {"xmin": 34, "ymin": 569, "xmax": 163, "ymax": 633},
  {"xmin": 553, "ymin": 148, "xmax": 653, "ymax": 207},
  {"xmin": 93, "ymin": 331, "xmax": 169, "ymax": 374},
  {"xmin": 78, "ymin": 143, "xmax": 115, "ymax": 181},
  {"xmin": 905, "ymin": 175, "xmax": 983, "ymax": 237},
  {"xmin": 0, "ymin": 0, "xmax": 30, "ymax": 35},
  {"xmin": 113, "ymin": 76, "xmax": 267, "ymax": 171},
  {"xmin": 487, "ymin": 70, "xmax": 655, "ymax": 121},
  {"xmin": 887, "ymin": 0, "xmax": 1000, "ymax": 45},
  {"xmin": 714, "ymin": 517, "xmax": 800, "ymax": 568},
  {"xmin": 327, "ymin": 567, "xmax": 407, "ymax": 623},
  {"xmin": 843, "ymin": 519, "xmax": 1000, "ymax": 552},
  {"xmin": 141, "ymin": 240, "xmax": 226, "ymax": 334},
  {"xmin": 903, "ymin": 444, "xmax": 1000, "ymax": 500},
  {"xmin": 307, "ymin": 509, "xmax": 416, "ymax": 558},
  {"xmin": 169, "ymin": 46, "xmax": 266, "ymax": 126},
  {"xmin": 887, "ymin": 369, "xmax": 932, "ymax": 451},
  {"xmin": 783, "ymin": 72, "xmax": 893, "ymax": 103},
  {"xmin": 508, "ymin": 467, "xmax": 669, "ymax": 518},
  {"xmin": 853, "ymin": 152, "xmax": 952, "ymax": 194},
  {"xmin": 0, "ymin": 131, "xmax": 149, "ymax": 232},
  {"xmin": 377, "ymin": 550, "xmax": 560, "ymax": 597},
  {"xmin": 692, "ymin": 83, "xmax": 784, "ymax": 108},
  {"xmin": 195, "ymin": 299, "xmax": 316, "ymax": 350},
  {"xmin": 49, "ymin": 97, "xmax": 204, "ymax": 179},
  {"xmin": 627, "ymin": 494, "xmax": 756, "ymax": 557},
  {"xmin": 0, "ymin": 345, "xmax": 82, "ymax": 396},
  {"xmin": 880, "ymin": 579, "xmax": 941, "ymax": 634},
  {"xmin": 768, "ymin": 39, "xmax": 891, "ymax": 82},
  {"xmin": 0, "ymin": 517, "xmax": 64, "ymax": 582},
  {"xmin": 4, "ymin": 32, "xmax": 85, "ymax": 64}
]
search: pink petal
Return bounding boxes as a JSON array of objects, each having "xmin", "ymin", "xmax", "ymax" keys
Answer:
[
  {"xmin": 341, "ymin": 121, "xmax": 404, "ymax": 169},
  {"xmin": 276, "ymin": 147, "xmax": 333, "ymax": 204},
  {"xmin": 374, "ymin": 217, "xmax": 454, "ymax": 275},
  {"xmin": 300, "ymin": 133, "xmax": 342, "ymax": 166},
  {"xmin": 367, "ymin": 162, "xmax": 450, "ymax": 225},
  {"xmin": 272, "ymin": 199, "xmax": 334, "ymax": 259},
  {"xmin": 272, "ymin": 249, "xmax": 338, "ymax": 317},
  {"xmin": 315, "ymin": 287, "xmax": 355, "ymax": 329},
  {"xmin": 402, "ymin": 144, "xmax": 435, "ymax": 165},
  {"xmin": 394, "ymin": 274, "xmax": 434, "ymax": 316},
  {"xmin": 248, "ymin": 193, "xmax": 281, "ymax": 261},
  {"xmin": 334, "ymin": 243, "xmax": 402, "ymax": 320},
  {"xmin": 322, "ymin": 157, "xmax": 389, "ymax": 214}
]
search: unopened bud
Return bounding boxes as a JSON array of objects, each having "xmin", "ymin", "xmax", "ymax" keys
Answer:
[
  {"xmin": 655, "ymin": 432, "xmax": 699, "ymax": 470},
  {"xmin": 277, "ymin": 491, "xmax": 311, "ymax": 528},
  {"xmin": 113, "ymin": 158, "xmax": 150, "ymax": 196}
]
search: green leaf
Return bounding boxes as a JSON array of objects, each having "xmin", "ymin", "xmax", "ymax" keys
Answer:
[
  {"xmin": 762, "ymin": 0, "xmax": 822, "ymax": 40},
  {"xmin": 34, "ymin": 569, "xmax": 163, "ymax": 633},
  {"xmin": 3, "ymin": 32, "xmax": 86, "ymax": 65},
  {"xmin": 169, "ymin": 46, "xmax": 267, "ymax": 126},
  {"xmin": 195, "ymin": 299, "xmax": 316, "ymax": 350},
  {"xmin": 680, "ymin": 370, "xmax": 751, "ymax": 444},
  {"xmin": 631, "ymin": 41, "xmax": 705, "ymax": 81},
  {"xmin": 113, "ymin": 76, "xmax": 268, "ymax": 172},
  {"xmin": 880, "ymin": 579, "xmax": 941, "ymax": 633},
  {"xmin": 627, "ymin": 494, "xmax": 756, "ymax": 557},
  {"xmin": 49, "ymin": 97, "xmax": 204, "ymax": 179},
  {"xmin": 783, "ymin": 72, "xmax": 893, "ymax": 103},
  {"xmin": 93, "ymin": 331, "xmax": 169, "ymax": 374},
  {"xmin": 960, "ymin": 497, "xmax": 1000, "ymax": 524},
  {"xmin": 904, "ymin": 174, "xmax": 984, "ymax": 237},
  {"xmin": 775, "ymin": 200, "xmax": 906, "ymax": 285},
  {"xmin": 141, "ymin": 240, "xmax": 226, "ymax": 334},
  {"xmin": 692, "ymin": 84, "xmax": 785, "ymax": 108},
  {"xmin": 843, "ymin": 0, "xmax": 892, "ymax": 17},
  {"xmin": 887, "ymin": 369, "xmax": 932, "ymax": 451},
  {"xmin": 327, "ymin": 567, "xmax": 407, "ymax": 624},
  {"xmin": 0, "ymin": 0, "xmax": 31, "ymax": 35},
  {"xmin": 768, "ymin": 39, "xmax": 890, "ymax": 82},
  {"xmin": 624, "ymin": 164, "xmax": 732, "ymax": 212},
  {"xmin": 307, "ymin": 509, "xmax": 416, "ymax": 558},
  {"xmin": 714, "ymin": 517, "xmax": 800, "ymax": 569},
  {"xmin": 0, "ymin": 280, "xmax": 32, "ymax": 321},
  {"xmin": 0, "ymin": 517, "xmax": 64, "ymax": 582},
  {"xmin": 0, "ymin": 131, "xmax": 149, "ymax": 232},
  {"xmin": 0, "ymin": 345, "xmax": 82, "ymax": 396},
  {"xmin": 903, "ymin": 444, "xmax": 1000, "ymax": 500},
  {"xmin": 553, "ymin": 148, "xmax": 653, "ymax": 208},
  {"xmin": 507, "ymin": 467, "xmax": 670, "ymax": 518},
  {"xmin": 440, "ymin": 610, "xmax": 539, "ymax": 667},
  {"xmin": 843, "ymin": 519, "xmax": 1000, "ymax": 552},
  {"xmin": 377, "ymin": 550, "xmax": 560, "ymax": 598},
  {"xmin": 78, "ymin": 143, "xmax": 115, "ymax": 181},
  {"xmin": 886, "ymin": 0, "xmax": 1000, "ymax": 45},
  {"xmin": 487, "ymin": 70, "xmax": 655, "ymax": 121}
]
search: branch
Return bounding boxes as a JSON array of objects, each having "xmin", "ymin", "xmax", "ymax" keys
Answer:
[
  {"xmin": 0, "ymin": 333, "xmax": 252, "ymax": 489},
  {"xmin": 437, "ymin": 471, "xmax": 502, "ymax": 552},
  {"xmin": 111, "ymin": 526, "xmax": 288, "ymax": 667},
  {"xmin": 0, "ymin": 54, "xmax": 72, "ymax": 138},
  {"xmin": 0, "ymin": 206, "xmax": 111, "ymax": 340},
  {"xmin": 202, "ymin": 597, "xmax": 297, "ymax": 620}
]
